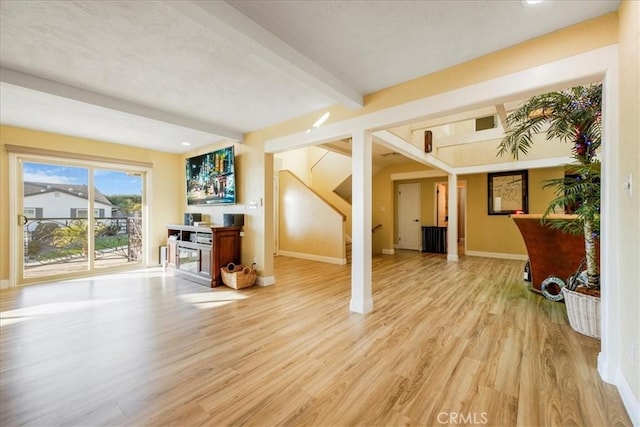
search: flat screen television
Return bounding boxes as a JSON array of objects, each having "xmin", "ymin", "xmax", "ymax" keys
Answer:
[{"xmin": 186, "ymin": 146, "xmax": 236, "ymax": 205}]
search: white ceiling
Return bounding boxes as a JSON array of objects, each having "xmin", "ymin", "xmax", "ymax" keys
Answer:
[{"xmin": 0, "ymin": 0, "xmax": 620, "ymax": 154}]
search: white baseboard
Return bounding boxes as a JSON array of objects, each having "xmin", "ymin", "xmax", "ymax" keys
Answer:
[
  {"xmin": 447, "ymin": 254, "xmax": 459, "ymax": 262},
  {"xmin": 277, "ymin": 250, "xmax": 346, "ymax": 265},
  {"xmin": 256, "ymin": 275, "xmax": 275, "ymax": 287},
  {"xmin": 393, "ymin": 244, "xmax": 421, "ymax": 251},
  {"xmin": 465, "ymin": 250, "xmax": 528, "ymax": 261},
  {"xmin": 382, "ymin": 248, "xmax": 395, "ymax": 255},
  {"xmin": 349, "ymin": 297, "xmax": 373, "ymax": 314},
  {"xmin": 617, "ymin": 368, "xmax": 640, "ymax": 427},
  {"xmin": 0, "ymin": 279, "xmax": 10, "ymax": 289},
  {"xmin": 598, "ymin": 352, "xmax": 615, "ymax": 384}
]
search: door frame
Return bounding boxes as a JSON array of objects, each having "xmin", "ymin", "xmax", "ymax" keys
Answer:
[
  {"xmin": 434, "ymin": 180, "xmax": 467, "ymax": 253},
  {"xmin": 8, "ymin": 151, "xmax": 151, "ymax": 286}
]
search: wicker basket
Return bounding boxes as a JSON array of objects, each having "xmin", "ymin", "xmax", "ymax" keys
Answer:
[
  {"xmin": 562, "ymin": 287, "xmax": 601, "ymax": 339},
  {"xmin": 220, "ymin": 263, "xmax": 257, "ymax": 289}
]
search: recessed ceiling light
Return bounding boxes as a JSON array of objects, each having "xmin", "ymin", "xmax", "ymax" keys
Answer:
[
  {"xmin": 181, "ymin": 141, "xmax": 191, "ymax": 146},
  {"xmin": 522, "ymin": 0, "xmax": 544, "ymax": 4},
  {"xmin": 312, "ymin": 112, "xmax": 331, "ymax": 128}
]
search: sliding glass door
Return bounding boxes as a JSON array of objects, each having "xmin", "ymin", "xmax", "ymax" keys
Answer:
[
  {"xmin": 19, "ymin": 158, "xmax": 145, "ymax": 283},
  {"xmin": 92, "ymin": 169, "xmax": 143, "ymax": 270}
]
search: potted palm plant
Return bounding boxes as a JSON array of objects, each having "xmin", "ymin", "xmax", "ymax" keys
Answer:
[{"xmin": 498, "ymin": 83, "xmax": 602, "ymax": 338}]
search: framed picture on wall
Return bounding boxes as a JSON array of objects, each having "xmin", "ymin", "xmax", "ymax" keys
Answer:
[{"xmin": 488, "ymin": 170, "xmax": 528, "ymax": 215}]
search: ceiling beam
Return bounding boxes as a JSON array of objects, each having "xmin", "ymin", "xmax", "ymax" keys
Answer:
[
  {"xmin": 165, "ymin": 1, "xmax": 363, "ymax": 109},
  {"xmin": 372, "ymin": 130, "xmax": 454, "ymax": 174},
  {"xmin": 436, "ymin": 127, "xmax": 505, "ymax": 149},
  {"xmin": 320, "ymin": 141, "xmax": 353, "ymax": 158},
  {"xmin": 402, "ymin": 105, "xmax": 498, "ymax": 134},
  {"xmin": 0, "ymin": 67, "xmax": 243, "ymax": 141},
  {"xmin": 495, "ymin": 104, "xmax": 510, "ymax": 132},
  {"xmin": 455, "ymin": 156, "xmax": 573, "ymax": 175}
]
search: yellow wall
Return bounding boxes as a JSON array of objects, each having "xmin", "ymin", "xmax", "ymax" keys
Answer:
[
  {"xmin": 370, "ymin": 165, "xmax": 563, "ymax": 256},
  {"xmin": 180, "ymin": 142, "xmax": 268, "ymax": 273},
  {"xmin": 372, "ymin": 162, "xmax": 430, "ymax": 254},
  {"xmin": 617, "ymin": 0, "xmax": 640, "ymax": 402},
  {"xmin": 463, "ymin": 167, "xmax": 564, "ymax": 255},
  {"xmin": 278, "ymin": 170, "xmax": 344, "ymax": 260},
  {"xmin": 275, "ymin": 148, "xmax": 311, "ymax": 184},
  {"xmin": 309, "ymin": 150, "xmax": 353, "ymax": 237},
  {"xmin": 0, "ymin": 125, "xmax": 182, "ymax": 284}
]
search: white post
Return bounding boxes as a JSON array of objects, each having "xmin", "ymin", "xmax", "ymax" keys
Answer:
[
  {"xmin": 447, "ymin": 173, "xmax": 459, "ymax": 261},
  {"xmin": 350, "ymin": 129, "xmax": 373, "ymax": 314}
]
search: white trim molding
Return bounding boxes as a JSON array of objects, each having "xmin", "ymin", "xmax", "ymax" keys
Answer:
[
  {"xmin": 256, "ymin": 275, "xmax": 276, "ymax": 287},
  {"xmin": 465, "ymin": 250, "xmax": 529, "ymax": 261},
  {"xmin": 0, "ymin": 280, "xmax": 10, "ymax": 289},
  {"xmin": 454, "ymin": 156, "xmax": 573, "ymax": 175},
  {"xmin": 390, "ymin": 170, "xmax": 447, "ymax": 181},
  {"xmin": 616, "ymin": 368, "xmax": 640, "ymax": 427},
  {"xmin": 596, "ymin": 44, "xmax": 619, "ymax": 388},
  {"xmin": 381, "ymin": 248, "xmax": 395, "ymax": 255},
  {"xmin": 277, "ymin": 250, "xmax": 346, "ymax": 265}
]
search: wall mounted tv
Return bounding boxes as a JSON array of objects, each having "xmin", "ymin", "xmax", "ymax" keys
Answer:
[{"xmin": 186, "ymin": 146, "xmax": 236, "ymax": 205}]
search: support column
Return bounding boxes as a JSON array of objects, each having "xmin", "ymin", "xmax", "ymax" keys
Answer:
[
  {"xmin": 447, "ymin": 173, "xmax": 459, "ymax": 262},
  {"xmin": 350, "ymin": 129, "xmax": 373, "ymax": 314}
]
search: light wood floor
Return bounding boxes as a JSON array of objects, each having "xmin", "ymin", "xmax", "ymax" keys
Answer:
[{"xmin": 0, "ymin": 251, "xmax": 631, "ymax": 426}]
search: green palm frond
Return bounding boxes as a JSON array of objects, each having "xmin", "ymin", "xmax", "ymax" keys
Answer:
[{"xmin": 498, "ymin": 83, "xmax": 602, "ymax": 160}]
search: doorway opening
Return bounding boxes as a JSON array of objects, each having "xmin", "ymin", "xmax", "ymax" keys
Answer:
[{"xmin": 435, "ymin": 181, "xmax": 467, "ymax": 255}]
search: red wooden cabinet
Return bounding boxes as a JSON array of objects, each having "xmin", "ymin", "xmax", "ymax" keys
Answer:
[{"xmin": 166, "ymin": 225, "xmax": 241, "ymax": 287}]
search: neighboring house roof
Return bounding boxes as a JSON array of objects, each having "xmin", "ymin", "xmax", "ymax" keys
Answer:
[{"xmin": 24, "ymin": 182, "xmax": 114, "ymax": 206}]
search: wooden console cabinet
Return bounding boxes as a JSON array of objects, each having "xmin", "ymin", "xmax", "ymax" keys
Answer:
[{"xmin": 166, "ymin": 224, "xmax": 241, "ymax": 287}]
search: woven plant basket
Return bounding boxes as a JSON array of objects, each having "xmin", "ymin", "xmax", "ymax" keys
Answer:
[
  {"xmin": 221, "ymin": 263, "xmax": 257, "ymax": 289},
  {"xmin": 562, "ymin": 287, "xmax": 601, "ymax": 339}
]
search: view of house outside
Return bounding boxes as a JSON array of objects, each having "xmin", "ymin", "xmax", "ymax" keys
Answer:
[{"xmin": 22, "ymin": 161, "xmax": 144, "ymax": 279}]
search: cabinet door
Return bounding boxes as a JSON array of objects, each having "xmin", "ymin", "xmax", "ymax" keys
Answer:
[
  {"xmin": 212, "ymin": 231, "xmax": 241, "ymax": 286},
  {"xmin": 199, "ymin": 247, "xmax": 212, "ymax": 276},
  {"xmin": 177, "ymin": 247, "xmax": 199, "ymax": 274}
]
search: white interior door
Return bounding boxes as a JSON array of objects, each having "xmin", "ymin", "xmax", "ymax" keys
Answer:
[{"xmin": 397, "ymin": 182, "xmax": 421, "ymax": 250}]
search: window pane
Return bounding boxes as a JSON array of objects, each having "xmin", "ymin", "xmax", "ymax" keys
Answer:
[
  {"xmin": 23, "ymin": 162, "xmax": 89, "ymax": 279},
  {"xmin": 94, "ymin": 169, "xmax": 144, "ymax": 269}
]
